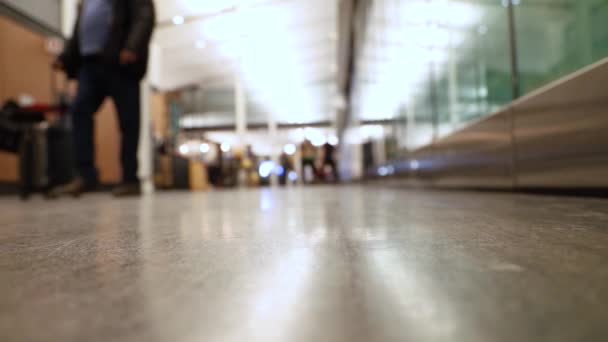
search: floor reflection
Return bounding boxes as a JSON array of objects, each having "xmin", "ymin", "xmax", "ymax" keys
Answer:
[{"xmin": 2, "ymin": 187, "xmax": 608, "ymax": 341}]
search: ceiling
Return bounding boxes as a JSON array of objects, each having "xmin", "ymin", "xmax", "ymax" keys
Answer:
[{"xmin": 149, "ymin": 0, "xmax": 344, "ymax": 126}]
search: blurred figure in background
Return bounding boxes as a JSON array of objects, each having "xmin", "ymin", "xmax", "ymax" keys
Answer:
[
  {"xmin": 321, "ymin": 141, "xmax": 338, "ymax": 182},
  {"xmin": 279, "ymin": 151, "xmax": 294, "ymax": 186},
  {"xmin": 52, "ymin": 0, "xmax": 155, "ymax": 197},
  {"xmin": 300, "ymin": 139, "xmax": 316, "ymax": 184}
]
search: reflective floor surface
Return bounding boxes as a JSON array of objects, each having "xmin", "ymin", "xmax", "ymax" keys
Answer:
[{"xmin": 1, "ymin": 186, "xmax": 608, "ymax": 341}]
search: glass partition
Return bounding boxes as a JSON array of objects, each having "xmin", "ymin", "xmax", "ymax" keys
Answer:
[
  {"xmin": 434, "ymin": 0, "xmax": 512, "ymax": 137},
  {"xmin": 515, "ymin": 0, "xmax": 608, "ymax": 94},
  {"xmin": 354, "ymin": 0, "xmax": 608, "ymax": 153}
]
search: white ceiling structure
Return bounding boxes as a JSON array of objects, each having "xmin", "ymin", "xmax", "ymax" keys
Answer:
[
  {"xmin": 352, "ymin": 0, "xmax": 495, "ymax": 122},
  {"xmin": 150, "ymin": 0, "xmax": 342, "ymax": 125}
]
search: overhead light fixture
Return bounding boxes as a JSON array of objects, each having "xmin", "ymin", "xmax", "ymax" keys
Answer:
[
  {"xmin": 221, "ymin": 142, "xmax": 231, "ymax": 153},
  {"xmin": 311, "ymin": 136, "xmax": 326, "ymax": 147},
  {"xmin": 283, "ymin": 144, "xmax": 296, "ymax": 155},
  {"xmin": 200, "ymin": 143, "xmax": 210, "ymax": 153},
  {"xmin": 179, "ymin": 144, "xmax": 189, "ymax": 155},
  {"xmin": 288, "ymin": 171, "xmax": 298, "ymax": 181},
  {"xmin": 172, "ymin": 15, "xmax": 185, "ymax": 25},
  {"xmin": 410, "ymin": 160, "xmax": 420, "ymax": 170},
  {"xmin": 259, "ymin": 161, "xmax": 275, "ymax": 178}
]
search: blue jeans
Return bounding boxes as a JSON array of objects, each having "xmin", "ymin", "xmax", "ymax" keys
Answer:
[{"xmin": 71, "ymin": 61, "xmax": 140, "ymax": 185}]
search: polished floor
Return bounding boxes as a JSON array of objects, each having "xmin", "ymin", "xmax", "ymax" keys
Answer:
[{"xmin": 1, "ymin": 186, "xmax": 608, "ymax": 342}]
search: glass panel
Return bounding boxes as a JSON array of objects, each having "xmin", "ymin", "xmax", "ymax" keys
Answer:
[
  {"xmin": 354, "ymin": 0, "xmax": 513, "ymax": 147},
  {"xmin": 355, "ymin": 0, "xmax": 608, "ymax": 156},
  {"xmin": 515, "ymin": 0, "xmax": 608, "ymax": 94},
  {"xmin": 433, "ymin": 0, "xmax": 512, "ymax": 137}
]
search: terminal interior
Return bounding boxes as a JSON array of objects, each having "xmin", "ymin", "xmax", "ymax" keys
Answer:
[{"xmin": 1, "ymin": 1, "xmax": 608, "ymax": 341}]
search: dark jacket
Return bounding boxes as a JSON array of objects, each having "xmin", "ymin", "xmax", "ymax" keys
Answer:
[{"xmin": 60, "ymin": 0, "xmax": 156, "ymax": 80}]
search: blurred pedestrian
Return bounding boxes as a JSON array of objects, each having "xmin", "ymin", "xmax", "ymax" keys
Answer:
[
  {"xmin": 321, "ymin": 141, "xmax": 338, "ymax": 182},
  {"xmin": 52, "ymin": 0, "xmax": 155, "ymax": 197},
  {"xmin": 301, "ymin": 139, "xmax": 316, "ymax": 184}
]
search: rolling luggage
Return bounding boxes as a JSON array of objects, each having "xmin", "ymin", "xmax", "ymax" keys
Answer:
[
  {"xmin": 0, "ymin": 100, "xmax": 71, "ymax": 199},
  {"xmin": 47, "ymin": 117, "xmax": 74, "ymax": 188}
]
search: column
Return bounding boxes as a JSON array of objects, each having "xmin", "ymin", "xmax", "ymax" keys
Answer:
[
  {"xmin": 448, "ymin": 32, "xmax": 459, "ymax": 129},
  {"xmin": 61, "ymin": 0, "xmax": 78, "ymax": 37},
  {"xmin": 234, "ymin": 73, "xmax": 248, "ymax": 187},
  {"xmin": 294, "ymin": 147, "xmax": 303, "ymax": 186},
  {"xmin": 235, "ymin": 73, "xmax": 247, "ymax": 146},
  {"xmin": 268, "ymin": 114, "xmax": 279, "ymax": 187},
  {"xmin": 139, "ymin": 78, "xmax": 154, "ymax": 194}
]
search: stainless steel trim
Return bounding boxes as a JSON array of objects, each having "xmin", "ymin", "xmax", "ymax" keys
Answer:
[{"xmin": 381, "ymin": 57, "xmax": 608, "ymax": 189}]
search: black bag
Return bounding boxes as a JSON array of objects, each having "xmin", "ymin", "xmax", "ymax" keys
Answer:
[
  {"xmin": 0, "ymin": 119, "xmax": 22, "ymax": 153},
  {"xmin": 18, "ymin": 126, "xmax": 43, "ymax": 198},
  {"xmin": 0, "ymin": 101, "xmax": 24, "ymax": 153},
  {"xmin": 47, "ymin": 119, "xmax": 74, "ymax": 187}
]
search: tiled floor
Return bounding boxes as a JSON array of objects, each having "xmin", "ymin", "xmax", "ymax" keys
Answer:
[{"xmin": 1, "ymin": 186, "xmax": 608, "ymax": 341}]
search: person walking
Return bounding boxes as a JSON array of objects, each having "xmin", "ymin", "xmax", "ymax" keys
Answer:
[
  {"xmin": 52, "ymin": 0, "xmax": 155, "ymax": 197},
  {"xmin": 321, "ymin": 141, "xmax": 338, "ymax": 182},
  {"xmin": 300, "ymin": 139, "xmax": 317, "ymax": 184}
]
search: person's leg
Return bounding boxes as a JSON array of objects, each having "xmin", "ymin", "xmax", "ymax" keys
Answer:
[
  {"xmin": 108, "ymin": 68, "xmax": 140, "ymax": 184},
  {"xmin": 329, "ymin": 160, "xmax": 339, "ymax": 181},
  {"xmin": 303, "ymin": 159, "xmax": 315, "ymax": 184},
  {"xmin": 301, "ymin": 160, "xmax": 308, "ymax": 183},
  {"xmin": 71, "ymin": 63, "xmax": 106, "ymax": 186}
]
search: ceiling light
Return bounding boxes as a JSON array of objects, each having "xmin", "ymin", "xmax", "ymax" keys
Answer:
[
  {"xmin": 410, "ymin": 160, "xmax": 420, "ymax": 170},
  {"xmin": 172, "ymin": 15, "xmax": 185, "ymax": 25},
  {"xmin": 259, "ymin": 161, "xmax": 275, "ymax": 178},
  {"xmin": 288, "ymin": 171, "xmax": 298, "ymax": 181},
  {"xmin": 283, "ymin": 144, "xmax": 296, "ymax": 155},
  {"xmin": 179, "ymin": 144, "xmax": 189, "ymax": 155},
  {"xmin": 200, "ymin": 143, "xmax": 210, "ymax": 153},
  {"xmin": 311, "ymin": 136, "xmax": 326, "ymax": 147},
  {"xmin": 221, "ymin": 142, "xmax": 231, "ymax": 152}
]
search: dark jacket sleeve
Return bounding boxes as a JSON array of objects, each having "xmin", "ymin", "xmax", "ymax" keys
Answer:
[
  {"xmin": 125, "ymin": 0, "xmax": 156, "ymax": 55},
  {"xmin": 59, "ymin": 7, "xmax": 81, "ymax": 79}
]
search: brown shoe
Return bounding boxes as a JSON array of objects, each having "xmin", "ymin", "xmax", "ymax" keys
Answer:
[
  {"xmin": 48, "ymin": 177, "xmax": 90, "ymax": 198},
  {"xmin": 112, "ymin": 183, "xmax": 141, "ymax": 197}
]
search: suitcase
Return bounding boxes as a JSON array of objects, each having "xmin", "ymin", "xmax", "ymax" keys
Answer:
[
  {"xmin": 2, "ymin": 69, "xmax": 72, "ymax": 199},
  {"xmin": 18, "ymin": 124, "xmax": 47, "ymax": 199},
  {"xmin": 0, "ymin": 102, "xmax": 71, "ymax": 199},
  {"xmin": 47, "ymin": 118, "xmax": 74, "ymax": 187},
  {"xmin": 0, "ymin": 119, "xmax": 22, "ymax": 153}
]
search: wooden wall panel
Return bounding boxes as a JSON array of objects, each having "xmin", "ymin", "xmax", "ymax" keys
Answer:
[
  {"xmin": 0, "ymin": 16, "xmax": 52, "ymax": 182},
  {"xmin": 0, "ymin": 16, "xmax": 121, "ymax": 184},
  {"xmin": 151, "ymin": 91, "xmax": 169, "ymax": 140}
]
